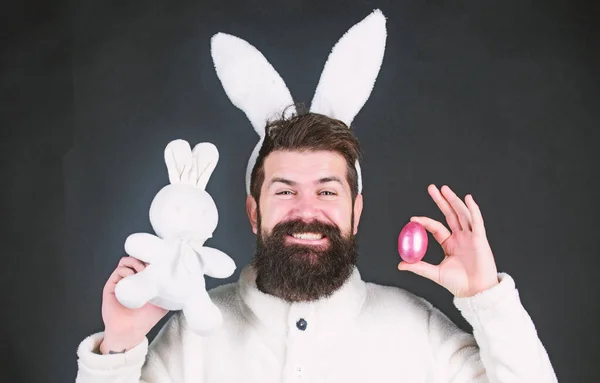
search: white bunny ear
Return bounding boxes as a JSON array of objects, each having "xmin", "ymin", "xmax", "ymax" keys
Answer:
[
  {"xmin": 211, "ymin": 33, "xmax": 297, "ymax": 195},
  {"xmin": 211, "ymin": 33, "xmax": 296, "ymax": 136},
  {"xmin": 164, "ymin": 139, "xmax": 194, "ymax": 184},
  {"xmin": 191, "ymin": 142, "xmax": 219, "ymax": 190},
  {"xmin": 310, "ymin": 9, "xmax": 387, "ymax": 127}
]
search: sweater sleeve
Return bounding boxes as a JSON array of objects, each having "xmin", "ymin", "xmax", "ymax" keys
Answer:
[
  {"xmin": 75, "ymin": 314, "xmax": 186, "ymax": 383},
  {"xmin": 426, "ymin": 272, "xmax": 558, "ymax": 383}
]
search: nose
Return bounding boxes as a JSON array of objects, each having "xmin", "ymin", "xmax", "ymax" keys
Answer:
[{"xmin": 290, "ymin": 194, "xmax": 321, "ymax": 221}]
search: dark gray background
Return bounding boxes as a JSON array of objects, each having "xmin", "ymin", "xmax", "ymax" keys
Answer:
[{"xmin": 2, "ymin": 0, "xmax": 598, "ymax": 382}]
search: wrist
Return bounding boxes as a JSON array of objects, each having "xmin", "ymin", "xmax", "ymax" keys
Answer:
[
  {"xmin": 99, "ymin": 332, "xmax": 142, "ymax": 355},
  {"xmin": 462, "ymin": 276, "xmax": 500, "ymax": 298}
]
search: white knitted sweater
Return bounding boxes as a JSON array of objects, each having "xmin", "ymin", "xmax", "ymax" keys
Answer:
[{"xmin": 75, "ymin": 264, "xmax": 557, "ymax": 382}]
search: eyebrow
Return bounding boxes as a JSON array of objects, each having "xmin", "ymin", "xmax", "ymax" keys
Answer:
[
  {"xmin": 269, "ymin": 176, "xmax": 344, "ymax": 187},
  {"xmin": 317, "ymin": 176, "xmax": 344, "ymax": 186}
]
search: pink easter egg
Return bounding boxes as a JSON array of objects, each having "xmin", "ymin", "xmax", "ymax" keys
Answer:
[{"xmin": 398, "ymin": 222, "xmax": 428, "ymax": 263}]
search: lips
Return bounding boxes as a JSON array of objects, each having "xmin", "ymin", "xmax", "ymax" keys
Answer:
[
  {"xmin": 285, "ymin": 231, "xmax": 329, "ymax": 246},
  {"xmin": 290, "ymin": 232, "xmax": 325, "ymax": 240}
]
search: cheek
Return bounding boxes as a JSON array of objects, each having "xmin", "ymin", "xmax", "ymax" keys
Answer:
[
  {"xmin": 259, "ymin": 199, "xmax": 287, "ymax": 230},
  {"xmin": 324, "ymin": 203, "xmax": 353, "ymax": 230}
]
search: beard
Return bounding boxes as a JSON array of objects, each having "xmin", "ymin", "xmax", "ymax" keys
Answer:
[{"xmin": 252, "ymin": 213, "xmax": 358, "ymax": 302}]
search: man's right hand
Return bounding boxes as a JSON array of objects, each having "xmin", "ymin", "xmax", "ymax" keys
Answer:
[{"xmin": 99, "ymin": 256, "xmax": 168, "ymax": 355}]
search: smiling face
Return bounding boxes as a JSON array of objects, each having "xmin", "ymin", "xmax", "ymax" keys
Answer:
[
  {"xmin": 252, "ymin": 150, "xmax": 361, "ymax": 239},
  {"xmin": 246, "ymin": 149, "xmax": 363, "ymax": 301}
]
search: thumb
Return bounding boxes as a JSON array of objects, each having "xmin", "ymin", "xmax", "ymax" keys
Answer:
[{"xmin": 398, "ymin": 261, "xmax": 440, "ymax": 284}]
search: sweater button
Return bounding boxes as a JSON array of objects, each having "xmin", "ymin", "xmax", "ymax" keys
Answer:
[{"xmin": 296, "ymin": 318, "xmax": 307, "ymax": 331}]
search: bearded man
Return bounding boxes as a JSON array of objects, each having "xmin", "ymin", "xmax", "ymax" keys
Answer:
[{"xmin": 75, "ymin": 111, "xmax": 557, "ymax": 383}]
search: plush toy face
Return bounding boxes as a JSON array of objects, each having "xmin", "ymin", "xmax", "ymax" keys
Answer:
[{"xmin": 149, "ymin": 183, "xmax": 218, "ymax": 241}]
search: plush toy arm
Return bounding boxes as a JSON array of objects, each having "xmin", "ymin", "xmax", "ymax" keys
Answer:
[
  {"xmin": 188, "ymin": 242, "xmax": 236, "ymax": 279},
  {"xmin": 114, "ymin": 270, "xmax": 159, "ymax": 309},
  {"xmin": 124, "ymin": 233, "xmax": 168, "ymax": 264}
]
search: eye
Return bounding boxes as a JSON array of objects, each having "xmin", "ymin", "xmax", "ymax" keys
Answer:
[
  {"xmin": 276, "ymin": 190, "xmax": 294, "ymax": 195},
  {"xmin": 319, "ymin": 190, "xmax": 337, "ymax": 196}
]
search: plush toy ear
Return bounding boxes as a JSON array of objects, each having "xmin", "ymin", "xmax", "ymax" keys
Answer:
[
  {"xmin": 309, "ymin": 9, "xmax": 387, "ymax": 127},
  {"xmin": 191, "ymin": 142, "xmax": 219, "ymax": 190},
  {"xmin": 211, "ymin": 32, "xmax": 296, "ymax": 194},
  {"xmin": 164, "ymin": 139, "xmax": 194, "ymax": 184}
]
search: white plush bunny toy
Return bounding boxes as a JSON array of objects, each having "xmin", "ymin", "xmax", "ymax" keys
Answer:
[{"xmin": 114, "ymin": 139, "xmax": 236, "ymax": 335}]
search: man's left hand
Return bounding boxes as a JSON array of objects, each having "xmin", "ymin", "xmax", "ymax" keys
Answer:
[{"xmin": 398, "ymin": 184, "xmax": 499, "ymax": 298}]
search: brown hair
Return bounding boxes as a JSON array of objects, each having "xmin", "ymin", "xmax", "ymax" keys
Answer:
[{"xmin": 250, "ymin": 105, "xmax": 362, "ymax": 203}]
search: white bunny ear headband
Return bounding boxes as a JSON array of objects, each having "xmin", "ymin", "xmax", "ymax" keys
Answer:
[{"xmin": 211, "ymin": 9, "xmax": 387, "ymax": 195}]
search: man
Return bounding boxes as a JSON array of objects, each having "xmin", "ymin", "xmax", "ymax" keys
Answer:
[{"xmin": 75, "ymin": 111, "xmax": 557, "ymax": 382}]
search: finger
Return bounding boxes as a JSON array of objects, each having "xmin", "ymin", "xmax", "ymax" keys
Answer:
[
  {"xmin": 398, "ymin": 261, "xmax": 440, "ymax": 284},
  {"xmin": 440, "ymin": 185, "xmax": 472, "ymax": 231},
  {"xmin": 108, "ymin": 265, "xmax": 137, "ymax": 283},
  {"xmin": 427, "ymin": 184, "xmax": 462, "ymax": 232},
  {"xmin": 104, "ymin": 266, "xmax": 136, "ymax": 294},
  {"xmin": 465, "ymin": 194, "xmax": 486, "ymax": 236},
  {"xmin": 118, "ymin": 256, "xmax": 147, "ymax": 273},
  {"xmin": 410, "ymin": 216, "xmax": 451, "ymax": 245}
]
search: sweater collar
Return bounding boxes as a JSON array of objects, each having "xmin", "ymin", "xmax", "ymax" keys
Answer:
[{"xmin": 237, "ymin": 263, "xmax": 367, "ymax": 338}]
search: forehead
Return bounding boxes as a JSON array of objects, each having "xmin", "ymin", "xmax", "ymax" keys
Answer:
[{"xmin": 263, "ymin": 150, "xmax": 348, "ymax": 182}]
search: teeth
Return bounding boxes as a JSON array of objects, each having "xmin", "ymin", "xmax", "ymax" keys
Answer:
[{"xmin": 292, "ymin": 232, "xmax": 324, "ymax": 240}]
